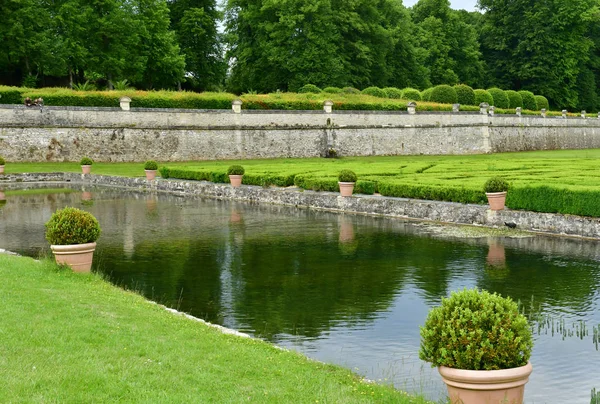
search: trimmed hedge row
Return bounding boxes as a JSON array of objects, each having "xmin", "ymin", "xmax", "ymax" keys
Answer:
[
  {"xmin": 506, "ymin": 186, "xmax": 600, "ymax": 217},
  {"xmin": 0, "ymin": 86, "xmax": 23, "ymax": 104}
]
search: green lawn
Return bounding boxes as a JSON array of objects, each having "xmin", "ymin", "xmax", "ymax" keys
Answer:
[{"xmin": 0, "ymin": 254, "xmax": 430, "ymax": 403}]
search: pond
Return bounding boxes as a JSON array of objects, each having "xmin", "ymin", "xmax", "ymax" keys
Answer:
[{"xmin": 1, "ymin": 186, "xmax": 599, "ymax": 403}]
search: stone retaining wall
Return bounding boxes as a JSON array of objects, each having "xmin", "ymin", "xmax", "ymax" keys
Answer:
[{"xmin": 2, "ymin": 105, "xmax": 600, "ymax": 162}]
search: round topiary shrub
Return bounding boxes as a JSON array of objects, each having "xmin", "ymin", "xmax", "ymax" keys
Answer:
[
  {"xmin": 227, "ymin": 165, "xmax": 245, "ymax": 175},
  {"xmin": 342, "ymin": 87, "xmax": 360, "ymax": 94},
  {"xmin": 454, "ymin": 84, "xmax": 476, "ymax": 106},
  {"xmin": 323, "ymin": 87, "xmax": 342, "ymax": 94},
  {"xmin": 421, "ymin": 87, "xmax": 434, "ymax": 102},
  {"xmin": 401, "ymin": 88, "xmax": 422, "ymax": 101},
  {"xmin": 80, "ymin": 157, "xmax": 93, "ymax": 166},
  {"xmin": 487, "ymin": 88, "xmax": 510, "ymax": 108},
  {"xmin": 361, "ymin": 86, "xmax": 387, "ymax": 98},
  {"xmin": 504, "ymin": 90, "xmax": 523, "ymax": 109},
  {"xmin": 144, "ymin": 160, "xmax": 158, "ymax": 170},
  {"xmin": 45, "ymin": 207, "xmax": 101, "ymax": 245},
  {"xmin": 383, "ymin": 87, "xmax": 403, "ymax": 99},
  {"xmin": 419, "ymin": 288, "xmax": 533, "ymax": 370},
  {"xmin": 298, "ymin": 84, "xmax": 322, "ymax": 94},
  {"xmin": 484, "ymin": 177, "xmax": 510, "ymax": 193},
  {"xmin": 430, "ymin": 85, "xmax": 458, "ymax": 104},
  {"xmin": 0, "ymin": 156, "xmax": 5, "ymax": 166},
  {"xmin": 474, "ymin": 89, "xmax": 494, "ymax": 106},
  {"xmin": 338, "ymin": 169, "xmax": 357, "ymax": 183},
  {"xmin": 535, "ymin": 95, "xmax": 549, "ymax": 111},
  {"xmin": 518, "ymin": 90, "xmax": 537, "ymax": 111}
]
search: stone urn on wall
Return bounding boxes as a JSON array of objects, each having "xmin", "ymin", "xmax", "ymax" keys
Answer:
[
  {"xmin": 484, "ymin": 177, "xmax": 510, "ymax": 211},
  {"xmin": 144, "ymin": 160, "xmax": 158, "ymax": 180},
  {"xmin": 0, "ymin": 155, "xmax": 5, "ymax": 174},
  {"xmin": 338, "ymin": 169, "xmax": 357, "ymax": 197},
  {"xmin": 227, "ymin": 165, "xmax": 245, "ymax": 187},
  {"xmin": 420, "ymin": 289, "xmax": 533, "ymax": 404},
  {"xmin": 80, "ymin": 156, "xmax": 93, "ymax": 174}
]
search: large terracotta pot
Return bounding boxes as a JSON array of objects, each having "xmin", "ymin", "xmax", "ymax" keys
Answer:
[
  {"xmin": 51, "ymin": 242, "xmax": 97, "ymax": 273},
  {"xmin": 486, "ymin": 191, "xmax": 507, "ymax": 211},
  {"xmin": 229, "ymin": 175, "xmax": 243, "ymax": 187},
  {"xmin": 0, "ymin": 165, "xmax": 4, "ymax": 174},
  {"xmin": 81, "ymin": 165, "xmax": 91, "ymax": 175},
  {"xmin": 439, "ymin": 362, "xmax": 532, "ymax": 404},
  {"xmin": 145, "ymin": 170, "xmax": 157, "ymax": 180},
  {"xmin": 338, "ymin": 182, "xmax": 355, "ymax": 197}
]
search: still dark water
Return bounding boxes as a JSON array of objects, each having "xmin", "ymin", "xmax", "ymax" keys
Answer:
[{"xmin": 1, "ymin": 186, "xmax": 599, "ymax": 403}]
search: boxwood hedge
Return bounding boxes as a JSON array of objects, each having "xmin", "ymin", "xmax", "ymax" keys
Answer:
[
  {"xmin": 474, "ymin": 89, "xmax": 494, "ymax": 106},
  {"xmin": 487, "ymin": 88, "xmax": 510, "ymax": 109},
  {"xmin": 454, "ymin": 84, "xmax": 476, "ymax": 106},
  {"xmin": 430, "ymin": 85, "xmax": 457, "ymax": 104},
  {"xmin": 518, "ymin": 90, "xmax": 537, "ymax": 111}
]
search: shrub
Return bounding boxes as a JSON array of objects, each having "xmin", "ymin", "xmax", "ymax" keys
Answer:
[
  {"xmin": 0, "ymin": 86, "xmax": 23, "ymax": 104},
  {"xmin": 535, "ymin": 95, "xmax": 549, "ymax": 110},
  {"xmin": 419, "ymin": 288, "xmax": 533, "ymax": 370},
  {"xmin": 298, "ymin": 84, "xmax": 322, "ymax": 94},
  {"xmin": 355, "ymin": 180, "xmax": 376, "ymax": 195},
  {"xmin": 518, "ymin": 91, "xmax": 537, "ymax": 110},
  {"xmin": 421, "ymin": 88, "xmax": 434, "ymax": 102},
  {"xmin": 454, "ymin": 84, "xmax": 476, "ymax": 106},
  {"xmin": 401, "ymin": 88, "xmax": 422, "ymax": 101},
  {"xmin": 484, "ymin": 177, "xmax": 510, "ymax": 193},
  {"xmin": 80, "ymin": 157, "xmax": 93, "ymax": 166},
  {"xmin": 144, "ymin": 160, "xmax": 158, "ymax": 170},
  {"xmin": 227, "ymin": 165, "xmax": 245, "ymax": 176},
  {"xmin": 361, "ymin": 86, "xmax": 387, "ymax": 98},
  {"xmin": 323, "ymin": 87, "xmax": 342, "ymax": 94},
  {"xmin": 45, "ymin": 207, "xmax": 101, "ymax": 245},
  {"xmin": 342, "ymin": 87, "xmax": 360, "ymax": 94},
  {"xmin": 383, "ymin": 87, "xmax": 403, "ymax": 99},
  {"xmin": 474, "ymin": 89, "xmax": 493, "ymax": 105},
  {"xmin": 338, "ymin": 170, "xmax": 357, "ymax": 183},
  {"xmin": 505, "ymin": 90, "xmax": 523, "ymax": 109},
  {"xmin": 0, "ymin": 156, "xmax": 5, "ymax": 165},
  {"xmin": 378, "ymin": 182, "xmax": 486, "ymax": 204},
  {"xmin": 430, "ymin": 85, "xmax": 457, "ymax": 104},
  {"xmin": 506, "ymin": 186, "xmax": 600, "ymax": 217},
  {"xmin": 487, "ymin": 88, "xmax": 510, "ymax": 108}
]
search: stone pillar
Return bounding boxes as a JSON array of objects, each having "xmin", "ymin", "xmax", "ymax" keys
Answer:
[
  {"xmin": 232, "ymin": 99, "xmax": 242, "ymax": 114},
  {"xmin": 581, "ymin": 110, "xmax": 586, "ymax": 119},
  {"xmin": 489, "ymin": 106, "xmax": 495, "ymax": 116},
  {"xmin": 479, "ymin": 103, "xmax": 489, "ymax": 115},
  {"xmin": 407, "ymin": 102, "xmax": 417, "ymax": 115},
  {"xmin": 452, "ymin": 104, "xmax": 460, "ymax": 112},
  {"xmin": 597, "ymin": 112, "xmax": 600, "ymax": 119},
  {"xmin": 323, "ymin": 100, "xmax": 334, "ymax": 113},
  {"xmin": 516, "ymin": 107, "xmax": 522, "ymax": 117},
  {"xmin": 562, "ymin": 110, "xmax": 567, "ymax": 118},
  {"xmin": 119, "ymin": 97, "xmax": 131, "ymax": 111},
  {"xmin": 541, "ymin": 109, "xmax": 546, "ymax": 118}
]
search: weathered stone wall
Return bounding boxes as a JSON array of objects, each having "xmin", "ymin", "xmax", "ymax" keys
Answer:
[{"xmin": 1, "ymin": 104, "xmax": 600, "ymax": 162}]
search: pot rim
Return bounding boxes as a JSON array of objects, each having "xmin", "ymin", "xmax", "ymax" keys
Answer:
[
  {"xmin": 51, "ymin": 242, "xmax": 97, "ymax": 254},
  {"xmin": 439, "ymin": 361, "xmax": 532, "ymax": 386},
  {"xmin": 485, "ymin": 191, "xmax": 507, "ymax": 197}
]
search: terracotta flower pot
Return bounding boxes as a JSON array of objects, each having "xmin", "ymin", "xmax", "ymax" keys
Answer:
[
  {"xmin": 0, "ymin": 165, "xmax": 4, "ymax": 174},
  {"xmin": 81, "ymin": 191, "xmax": 92, "ymax": 201},
  {"xmin": 229, "ymin": 175, "xmax": 243, "ymax": 187},
  {"xmin": 145, "ymin": 170, "xmax": 157, "ymax": 180},
  {"xmin": 486, "ymin": 191, "xmax": 507, "ymax": 211},
  {"xmin": 439, "ymin": 362, "xmax": 532, "ymax": 404},
  {"xmin": 338, "ymin": 182, "xmax": 355, "ymax": 197},
  {"xmin": 51, "ymin": 242, "xmax": 97, "ymax": 273},
  {"xmin": 81, "ymin": 165, "xmax": 91, "ymax": 175},
  {"xmin": 0, "ymin": 191, "xmax": 5, "ymax": 200}
]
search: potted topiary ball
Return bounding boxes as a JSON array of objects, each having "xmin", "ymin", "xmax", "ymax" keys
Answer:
[
  {"xmin": 227, "ymin": 165, "xmax": 245, "ymax": 187},
  {"xmin": 338, "ymin": 170, "xmax": 357, "ymax": 197},
  {"xmin": 80, "ymin": 157, "xmax": 93, "ymax": 174},
  {"xmin": 45, "ymin": 207, "xmax": 101, "ymax": 272},
  {"xmin": 484, "ymin": 177, "xmax": 510, "ymax": 210},
  {"xmin": 144, "ymin": 160, "xmax": 159, "ymax": 180},
  {"xmin": 420, "ymin": 289, "xmax": 533, "ymax": 404},
  {"xmin": 0, "ymin": 156, "xmax": 5, "ymax": 174}
]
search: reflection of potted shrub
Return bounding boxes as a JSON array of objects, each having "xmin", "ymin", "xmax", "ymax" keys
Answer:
[
  {"xmin": 144, "ymin": 160, "xmax": 158, "ymax": 180},
  {"xmin": 45, "ymin": 207, "xmax": 101, "ymax": 272},
  {"xmin": 420, "ymin": 289, "xmax": 533, "ymax": 404},
  {"xmin": 80, "ymin": 157, "xmax": 93, "ymax": 174},
  {"xmin": 0, "ymin": 156, "xmax": 5, "ymax": 174},
  {"xmin": 484, "ymin": 177, "xmax": 509, "ymax": 210},
  {"xmin": 227, "ymin": 165, "xmax": 245, "ymax": 187},
  {"xmin": 338, "ymin": 170, "xmax": 357, "ymax": 197}
]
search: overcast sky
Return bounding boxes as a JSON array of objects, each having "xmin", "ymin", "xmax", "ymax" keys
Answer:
[{"xmin": 403, "ymin": 0, "xmax": 478, "ymax": 11}]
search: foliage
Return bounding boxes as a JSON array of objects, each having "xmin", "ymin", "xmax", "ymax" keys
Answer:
[
  {"xmin": 0, "ymin": 86, "xmax": 22, "ymax": 104},
  {"xmin": 144, "ymin": 160, "xmax": 158, "ymax": 170},
  {"xmin": 474, "ymin": 89, "xmax": 493, "ymax": 105},
  {"xmin": 79, "ymin": 157, "xmax": 93, "ymax": 166},
  {"xmin": 484, "ymin": 177, "xmax": 509, "ymax": 193},
  {"xmin": 338, "ymin": 170, "xmax": 357, "ymax": 183},
  {"xmin": 361, "ymin": 87, "xmax": 387, "ymax": 98},
  {"xmin": 419, "ymin": 288, "xmax": 533, "ymax": 370},
  {"xmin": 113, "ymin": 80, "xmax": 132, "ymax": 91},
  {"xmin": 45, "ymin": 207, "xmax": 101, "ymax": 245},
  {"xmin": 323, "ymin": 87, "xmax": 342, "ymax": 94},
  {"xmin": 505, "ymin": 90, "xmax": 523, "ymax": 108},
  {"xmin": 298, "ymin": 84, "xmax": 322, "ymax": 94},
  {"xmin": 421, "ymin": 88, "xmax": 434, "ymax": 102},
  {"xmin": 430, "ymin": 85, "xmax": 457, "ymax": 104},
  {"xmin": 454, "ymin": 84, "xmax": 475, "ymax": 106},
  {"xmin": 487, "ymin": 88, "xmax": 510, "ymax": 108},
  {"xmin": 401, "ymin": 88, "xmax": 422, "ymax": 101},
  {"xmin": 519, "ymin": 91, "xmax": 537, "ymax": 111},
  {"xmin": 72, "ymin": 81, "xmax": 96, "ymax": 91},
  {"xmin": 0, "ymin": 156, "xmax": 5, "ymax": 165},
  {"xmin": 535, "ymin": 95, "xmax": 550, "ymax": 111},
  {"xmin": 342, "ymin": 87, "xmax": 360, "ymax": 94},
  {"xmin": 226, "ymin": 165, "xmax": 245, "ymax": 175},
  {"xmin": 383, "ymin": 87, "xmax": 403, "ymax": 99}
]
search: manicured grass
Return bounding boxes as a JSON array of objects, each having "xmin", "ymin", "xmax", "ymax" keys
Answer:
[{"xmin": 0, "ymin": 254, "xmax": 430, "ymax": 403}]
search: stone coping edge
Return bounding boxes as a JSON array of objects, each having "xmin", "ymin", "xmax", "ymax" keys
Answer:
[{"xmin": 3, "ymin": 172, "xmax": 600, "ymax": 239}]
